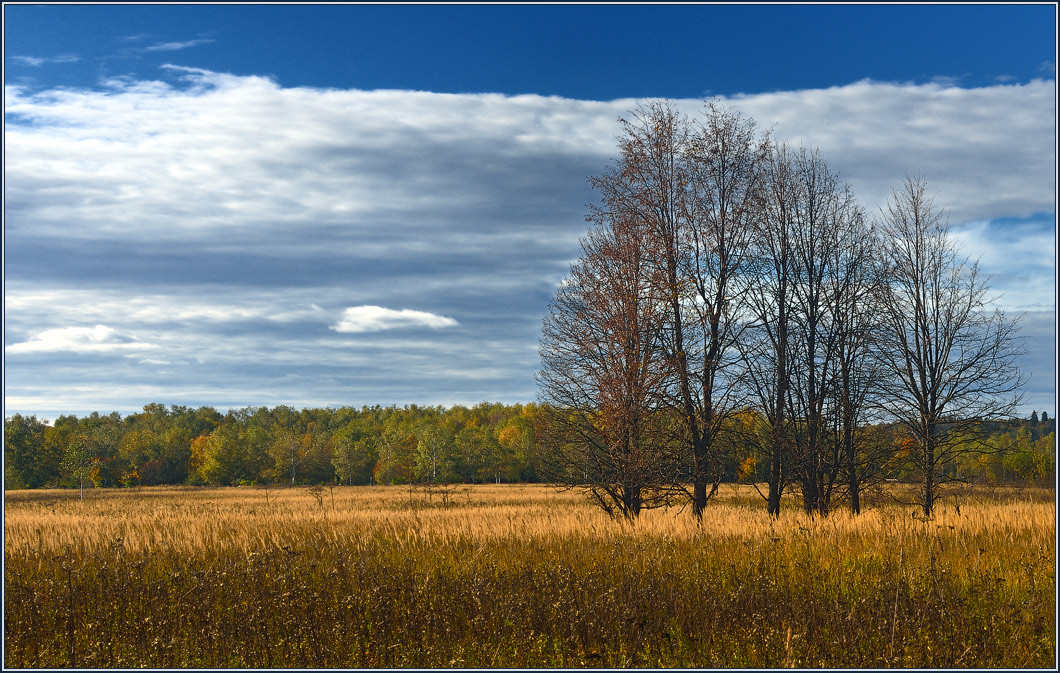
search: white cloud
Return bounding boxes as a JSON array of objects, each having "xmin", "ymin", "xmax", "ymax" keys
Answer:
[
  {"xmin": 2, "ymin": 68, "xmax": 1053, "ymax": 415},
  {"xmin": 949, "ymin": 217, "xmax": 1056, "ymax": 312},
  {"xmin": 726, "ymin": 78, "xmax": 1056, "ymax": 224},
  {"xmin": 11, "ymin": 54, "xmax": 79, "ymax": 67},
  {"xmin": 3, "ymin": 72, "xmax": 1051, "ymax": 248},
  {"xmin": 331, "ymin": 306, "xmax": 459, "ymax": 333},
  {"xmin": 6, "ymin": 325, "xmax": 156, "ymax": 354},
  {"xmin": 144, "ymin": 39, "xmax": 213, "ymax": 52}
]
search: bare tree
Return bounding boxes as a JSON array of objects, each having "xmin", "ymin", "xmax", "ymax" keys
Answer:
[
  {"xmin": 826, "ymin": 208, "xmax": 889, "ymax": 514},
  {"xmin": 673, "ymin": 103, "xmax": 768, "ymax": 518},
  {"xmin": 588, "ymin": 101, "xmax": 766, "ymax": 521},
  {"xmin": 541, "ymin": 102, "xmax": 1023, "ymax": 524},
  {"xmin": 538, "ymin": 207, "xmax": 678, "ymax": 521},
  {"xmin": 741, "ymin": 142, "xmax": 799, "ymax": 516},
  {"xmin": 877, "ymin": 176, "xmax": 1024, "ymax": 516},
  {"xmin": 743, "ymin": 145, "xmax": 875, "ymax": 516},
  {"xmin": 784, "ymin": 148, "xmax": 848, "ymax": 516}
]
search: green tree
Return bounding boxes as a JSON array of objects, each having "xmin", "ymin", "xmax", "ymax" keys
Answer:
[
  {"xmin": 44, "ymin": 416, "xmax": 80, "ymax": 486},
  {"xmin": 79, "ymin": 415, "xmax": 125, "ymax": 488},
  {"xmin": 415, "ymin": 421, "xmax": 455, "ymax": 484},
  {"xmin": 198, "ymin": 425, "xmax": 245, "ymax": 485},
  {"xmin": 5, "ymin": 414, "xmax": 56, "ymax": 488},
  {"xmin": 332, "ymin": 422, "xmax": 377, "ymax": 485},
  {"xmin": 298, "ymin": 426, "xmax": 336, "ymax": 484},
  {"xmin": 61, "ymin": 435, "xmax": 94, "ymax": 500},
  {"xmin": 241, "ymin": 425, "xmax": 271, "ymax": 484},
  {"xmin": 1032, "ymin": 432, "xmax": 1056, "ymax": 484},
  {"xmin": 374, "ymin": 422, "xmax": 413, "ymax": 485}
]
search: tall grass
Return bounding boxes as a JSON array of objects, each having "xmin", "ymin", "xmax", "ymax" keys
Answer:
[{"xmin": 4, "ymin": 484, "xmax": 1054, "ymax": 667}]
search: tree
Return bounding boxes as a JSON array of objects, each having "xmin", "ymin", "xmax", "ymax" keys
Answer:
[
  {"xmin": 586, "ymin": 101, "xmax": 766, "ymax": 520},
  {"xmin": 61, "ymin": 435, "xmax": 94, "ymax": 500},
  {"xmin": 45, "ymin": 416, "xmax": 81, "ymax": 487},
  {"xmin": 373, "ymin": 421, "xmax": 413, "ymax": 485},
  {"xmin": 415, "ymin": 420, "xmax": 455, "ymax": 484},
  {"xmin": 198, "ymin": 425, "xmax": 245, "ymax": 485},
  {"xmin": 5, "ymin": 414, "xmax": 56, "ymax": 488},
  {"xmin": 240, "ymin": 423, "xmax": 272, "ymax": 484},
  {"xmin": 877, "ymin": 175, "xmax": 1024, "ymax": 516},
  {"xmin": 778, "ymin": 147, "xmax": 847, "ymax": 516},
  {"xmin": 827, "ymin": 210, "xmax": 887, "ymax": 515},
  {"xmin": 742, "ymin": 142, "xmax": 800, "ymax": 516},
  {"xmin": 740, "ymin": 143, "xmax": 885, "ymax": 517},
  {"xmin": 539, "ymin": 190, "xmax": 678, "ymax": 520},
  {"xmin": 331, "ymin": 422, "xmax": 377, "ymax": 485},
  {"xmin": 783, "ymin": 148, "xmax": 874, "ymax": 516},
  {"xmin": 673, "ymin": 103, "xmax": 769, "ymax": 518},
  {"xmin": 269, "ymin": 429, "xmax": 305, "ymax": 485},
  {"xmin": 79, "ymin": 414, "xmax": 125, "ymax": 488},
  {"xmin": 454, "ymin": 423, "xmax": 486, "ymax": 482},
  {"xmin": 298, "ymin": 423, "xmax": 338, "ymax": 484}
]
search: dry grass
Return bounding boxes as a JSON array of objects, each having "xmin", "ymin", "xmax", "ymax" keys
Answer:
[{"xmin": 4, "ymin": 483, "xmax": 1055, "ymax": 667}]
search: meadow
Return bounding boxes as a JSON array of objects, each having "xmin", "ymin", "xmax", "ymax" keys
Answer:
[{"xmin": 4, "ymin": 483, "xmax": 1055, "ymax": 668}]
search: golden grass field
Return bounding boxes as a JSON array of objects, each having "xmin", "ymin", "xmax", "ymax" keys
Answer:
[{"xmin": 4, "ymin": 483, "xmax": 1055, "ymax": 667}]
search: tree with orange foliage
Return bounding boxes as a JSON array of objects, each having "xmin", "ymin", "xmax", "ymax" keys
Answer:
[{"xmin": 538, "ymin": 198, "xmax": 678, "ymax": 520}]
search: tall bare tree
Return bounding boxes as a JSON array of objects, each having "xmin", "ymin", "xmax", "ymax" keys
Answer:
[
  {"xmin": 742, "ymin": 142, "xmax": 799, "ymax": 516},
  {"xmin": 588, "ymin": 101, "xmax": 766, "ymax": 520},
  {"xmin": 743, "ymin": 145, "xmax": 875, "ymax": 516},
  {"xmin": 877, "ymin": 176, "xmax": 1024, "ymax": 516},
  {"xmin": 674, "ymin": 103, "xmax": 768, "ymax": 518},
  {"xmin": 826, "ymin": 207, "xmax": 888, "ymax": 514}
]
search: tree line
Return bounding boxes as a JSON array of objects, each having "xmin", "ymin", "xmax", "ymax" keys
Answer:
[
  {"xmin": 3, "ymin": 402, "xmax": 1051, "ymax": 498},
  {"xmin": 3, "ymin": 402, "xmax": 545, "ymax": 492},
  {"xmin": 538, "ymin": 100, "xmax": 1028, "ymax": 520}
]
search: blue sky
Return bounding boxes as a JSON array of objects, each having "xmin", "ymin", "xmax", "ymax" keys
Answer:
[
  {"xmin": 4, "ymin": 3, "xmax": 1056, "ymax": 419},
  {"xmin": 4, "ymin": 5, "xmax": 1055, "ymax": 97}
]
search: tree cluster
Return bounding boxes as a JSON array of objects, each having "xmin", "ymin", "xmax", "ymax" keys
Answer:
[
  {"xmin": 4, "ymin": 404, "xmax": 1049, "ymax": 499},
  {"xmin": 4, "ymin": 402, "xmax": 546, "ymax": 490},
  {"xmin": 538, "ymin": 101, "xmax": 1026, "ymax": 519}
]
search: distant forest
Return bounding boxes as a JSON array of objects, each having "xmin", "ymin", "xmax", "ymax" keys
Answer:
[{"xmin": 4, "ymin": 402, "xmax": 1055, "ymax": 491}]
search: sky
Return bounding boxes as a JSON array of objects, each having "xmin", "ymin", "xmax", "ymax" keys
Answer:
[{"xmin": 3, "ymin": 3, "xmax": 1056, "ymax": 420}]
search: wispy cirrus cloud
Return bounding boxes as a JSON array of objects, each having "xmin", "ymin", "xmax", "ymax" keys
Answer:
[
  {"xmin": 332, "ymin": 306, "xmax": 459, "ymax": 333},
  {"xmin": 143, "ymin": 38, "xmax": 214, "ymax": 53},
  {"xmin": 10, "ymin": 53, "xmax": 79, "ymax": 67}
]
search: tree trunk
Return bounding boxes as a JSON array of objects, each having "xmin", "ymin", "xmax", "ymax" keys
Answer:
[
  {"xmin": 692, "ymin": 450, "xmax": 709, "ymax": 521},
  {"xmin": 922, "ymin": 437, "xmax": 935, "ymax": 517},
  {"xmin": 768, "ymin": 327, "xmax": 787, "ymax": 518},
  {"xmin": 846, "ymin": 411, "xmax": 860, "ymax": 515},
  {"xmin": 801, "ymin": 468, "xmax": 819, "ymax": 516},
  {"xmin": 767, "ymin": 440, "xmax": 783, "ymax": 517}
]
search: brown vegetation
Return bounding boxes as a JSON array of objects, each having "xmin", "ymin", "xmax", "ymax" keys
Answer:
[{"xmin": 4, "ymin": 483, "xmax": 1054, "ymax": 667}]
